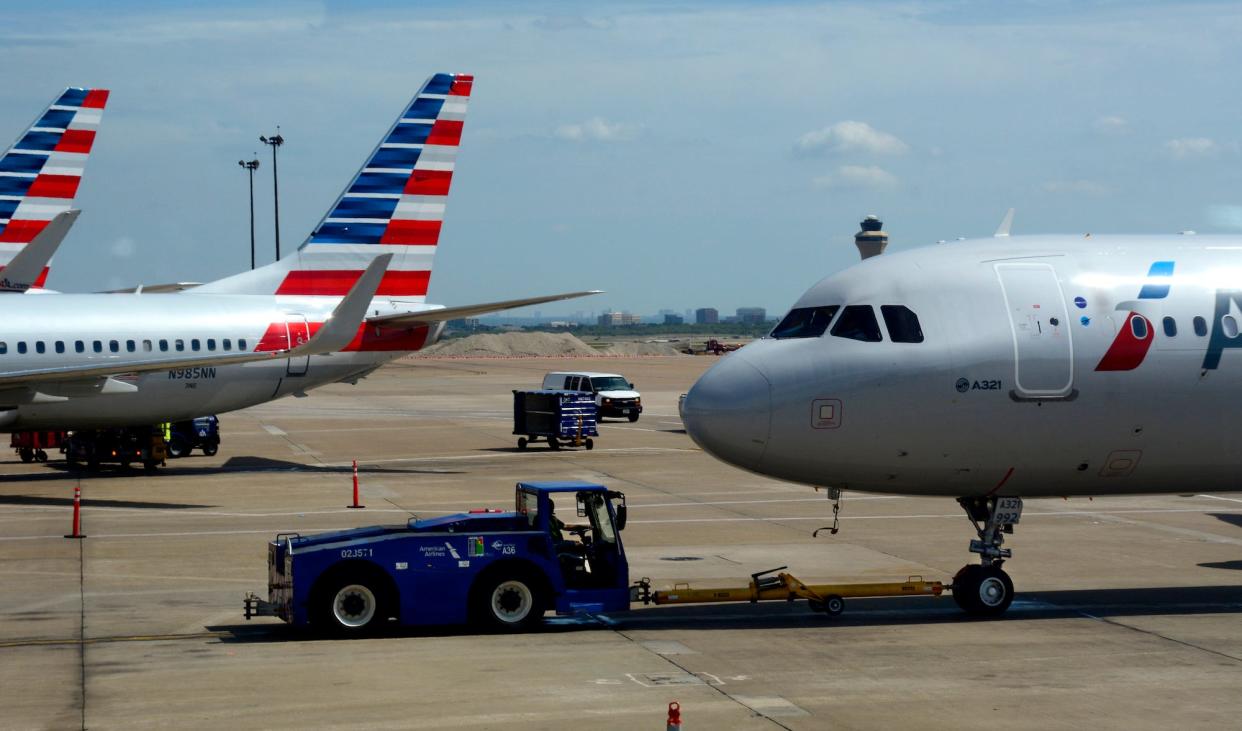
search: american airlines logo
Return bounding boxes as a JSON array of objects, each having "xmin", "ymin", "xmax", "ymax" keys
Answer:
[
  {"xmin": 1095, "ymin": 261, "xmax": 1171, "ymax": 372},
  {"xmin": 1096, "ymin": 261, "xmax": 1242, "ymax": 372}
]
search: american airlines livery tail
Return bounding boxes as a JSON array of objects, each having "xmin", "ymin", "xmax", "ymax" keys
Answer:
[
  {"xmin": 681, "ymin": 232, "xmax": 1242, "ymax": 615},
  {"xmin": 0, "ymin": 74, "xmax": 596, "ymax": 430},
  {"xmin": 0, "ymin": 88, "xmax": 108, "ymax": 289}
]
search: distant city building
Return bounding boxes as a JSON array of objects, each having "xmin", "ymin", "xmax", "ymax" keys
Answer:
[
  {"xmin": 447, "ymin": 318, "xmax": 483, "ymax": 330},
  {"xmin": 549, "ymin": 321, "xmax": 579, "ymax": 329},
  {"xmin": 663, "ymin": 314, "xmax": 684, "ymax": 325},
  {"xmin": 695, "ymin": 307, "xmax": 719, "ymax": 324},
  {"xmin": 736, "ymin": 307, "xmax": 767, "ymax": 324},
  {"xmin": 598, "ymin": 311, "xmax": 642, "ymax": 326}
]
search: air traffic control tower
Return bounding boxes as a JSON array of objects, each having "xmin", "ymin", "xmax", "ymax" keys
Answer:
[{"xmin": 854, "ymin": 215, "xmax": 888, "ymax": 259}]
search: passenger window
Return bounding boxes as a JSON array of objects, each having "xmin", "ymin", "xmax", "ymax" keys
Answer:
[
  {"xmin": 17, "ymin": 342, "xmax": 26, "ymax": 354},
  {"xmin": 238, "ymin": 339, "xmax": 247, "ymax": 351},
  {"xmin": 0, "ymin": 342, "xmax": 6, "ymax": 354},
  {"xmin": 223, "ymin": 339, "xmax": 232, "ymax": 352},
  {"xmin": 191, "ymin": 339, "xmax": 201, "ymax": 351},
  {"xmin": 771, "ymin": 305, "xmax": 840, "ymax": 339},
  {"xmin": 175, "ymin": 339, "xmax": 185, "ymax": 352},
  {"xmin": 881, "ymin": 305, "xmax": 925, "ymax": 343},
  {"xmin": 1131, "ymin": 316, "xmax": 1149, "ymax": 339},
  {"xmin": 93, "ymin": 341, "xmax": 102, "ymax": 353},
  {"xmin": 109, "ymin": 340, "xmax": 119, "ymax": 353},
  {"xmin": 830, "ymin": 305, "xmax": 883, "ymax": 342},
  {"xmin": 1162, "ymin": 317, "xmax": 1177, "ymax": 337},
  {"xmin": 1194, "ymin": 316, "xmax": 1208, "ymax": 336},
  {"xmin": 55, "ymin": 341, "xmax": 65, "ymax": 354},
  {"xmin": 1223, "ymin": 315, "xmax": 1239, "ymax": 339},
  {"xmin": 75, "ymin": 340, "xmax": 84, "ymax": 353},
  {"xmin": 207, "ymin": 338, "xmax": 216, "ymax": 351},
  {"xmin": 142, "ymin": 340, "xmax": 152, "ymax": 352},
  {"xmin": 126, "ymin": 340, "xmax": 136, "ymax": 353},
  {"xmin": 35, "ymin": 341, "xmax": 45, "ymax": 354},
  {"xmin": 159, "ymin": 339, "xmax": 169, "ymax": 352}
]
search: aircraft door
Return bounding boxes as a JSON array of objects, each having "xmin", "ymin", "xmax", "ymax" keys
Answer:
[
  {"xmin": 995, "ymin": 263, "xmax": 1074, "ymax": 398},
  {"xmin": 285, "ymin": 315, "xmax": 310, "ymax": 376}
]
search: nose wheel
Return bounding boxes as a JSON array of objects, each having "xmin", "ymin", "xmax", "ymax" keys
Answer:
[{"xmin": 952, "ymin": 495, "xmax": 1022, "ymax": 617}]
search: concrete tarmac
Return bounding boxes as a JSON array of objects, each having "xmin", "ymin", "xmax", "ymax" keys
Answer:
[{"xmin": 1, "ymin": 356, "xmax": 1240, "ymax": 729}]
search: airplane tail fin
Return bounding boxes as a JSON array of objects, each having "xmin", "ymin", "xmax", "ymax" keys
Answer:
[
  {"xmin": 0, "ymin": 88, "xmax": 108, "ymax": 287},
  {"xmin": 196, "ymin": 73, "xmax": 472, "ymax": 299}
]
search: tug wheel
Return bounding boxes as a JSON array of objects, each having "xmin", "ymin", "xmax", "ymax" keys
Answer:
[
  {"xmin": 313, "ymin": 567, "xmax": 393, "ymax": 636},
  {"xmin": 472, "ymin": 569, "xmax": 545, "ymax": 632},
  {"xmin": 517, "ymin": 437, "xmax": 528, "ymax": 451},
  {"xmin": 952, "ymin": 564, "xmax": 1014, "ymax": 617}
]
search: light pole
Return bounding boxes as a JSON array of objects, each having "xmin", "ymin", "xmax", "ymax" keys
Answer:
[
  {"xmin": 259, "ymin": 128, "xmax": 284, "ymax": 261},
  {"xmin": 237, "ymin": 157, "xmax": 259, "ymax": 270}
]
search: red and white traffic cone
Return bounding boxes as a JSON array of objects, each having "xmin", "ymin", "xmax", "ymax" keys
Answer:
[
  {"xmin": 667, "ymin": 701, "xmax": 681, "ymax": 730},
  {"xmin": 64, "ymin": 483, "xmax": 85, "ymax": 539},
  {"xmin": 347, "ymin": 459, "xmax": 365, "ymax": 509}
]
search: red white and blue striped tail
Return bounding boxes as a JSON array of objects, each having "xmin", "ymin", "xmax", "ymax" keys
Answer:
[
  {"xmin": 0, "ymin": 87, "xmax": 108, "ymax": 287},
  {"xmin": 197, "ymin": 73, "xmax": 471, "ymax": 299}
]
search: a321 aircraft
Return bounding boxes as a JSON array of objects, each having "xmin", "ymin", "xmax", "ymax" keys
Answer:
[
  {"xmin": 0, "ymin": 87, "xmax": 108, "ymax": 291},
  {"xmin": 0, "ymin": 73, "xmax": 595, "ymax": 430},
  {"xmin": 680, "ymin": 223, "xmax": 1242, "ymax": 616}
]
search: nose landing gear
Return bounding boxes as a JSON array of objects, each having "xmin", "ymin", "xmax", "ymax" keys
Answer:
[{"xmin": 952, "ymin": 496, "xmax": 1023, "ymax": 616}]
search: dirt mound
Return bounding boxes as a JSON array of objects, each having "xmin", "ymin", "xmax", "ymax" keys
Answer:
[
  {"xmin": 417, "ymin": 332, "xmax": 600, "ymax": 357},
  {"xmin": 602, "ymin": 341, "xmax": 685, "ymax": 356}
]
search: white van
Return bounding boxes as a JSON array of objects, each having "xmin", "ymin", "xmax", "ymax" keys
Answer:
[{"xmin": 542, "ymin": 371, "xmax": 643, "ymax": 422}]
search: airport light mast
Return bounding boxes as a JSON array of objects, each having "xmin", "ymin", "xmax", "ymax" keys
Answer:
[
  {"xmin": 259, "ymin": 129, "xmax": 284, "ymax": 261},
  {"xmin": 238, "ymin": 157, "xmax": 260, "ymax": 270}
]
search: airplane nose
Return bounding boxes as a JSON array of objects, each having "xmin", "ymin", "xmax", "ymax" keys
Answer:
[{"xmin": 681, "ymin": 352, "xmax": 771, "ymax": 471}]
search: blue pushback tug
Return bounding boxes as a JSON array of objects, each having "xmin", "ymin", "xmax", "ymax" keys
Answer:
[{"xmin": 245, "ymin": 482, "xmax": 630, "ymax": 634}]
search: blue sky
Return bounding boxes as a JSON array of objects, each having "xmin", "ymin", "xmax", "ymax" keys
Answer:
[{"xmin": 4, "ymin": 1, "xmax": 1242, "ymax": 316}]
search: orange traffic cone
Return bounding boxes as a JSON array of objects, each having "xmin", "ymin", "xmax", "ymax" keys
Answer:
[
  {"xmin": 65, "ymin": 483, "xmax": 85, "ymax": 539},
  {"xmin": 347, "ymin": 459, "xmax": 365, "ymax": 509}
]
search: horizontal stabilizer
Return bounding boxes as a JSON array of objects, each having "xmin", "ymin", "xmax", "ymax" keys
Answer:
[
  {"xmin": 0, "ymin": 209, "xmax": 79, "ymax": 292},
  {"xmin": 0, "ymin": 255, "xmax": 392, "ymax": 388},
  {"xmin": 367, "ymin": 290, "xmax": 603, "ymax": 328}
]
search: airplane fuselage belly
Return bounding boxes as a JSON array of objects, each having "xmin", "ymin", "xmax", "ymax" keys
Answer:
[
  {"xmin": 0, "ymin": 293, "xmax": 417, "ymax": 430},
  {"xmin": 698, "ymin": 237, "xmax": 1242, "ymax": 498}
]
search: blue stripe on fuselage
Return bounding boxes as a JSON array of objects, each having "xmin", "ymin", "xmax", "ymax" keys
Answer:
[{"xmin": 1138, "ymin": 261, "xmax": 1174, "ymax": 299}]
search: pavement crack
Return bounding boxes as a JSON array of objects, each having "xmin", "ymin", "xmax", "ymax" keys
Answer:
[
  {"xmin": 611, "ymin": 627, "xmax": 795, "ymax": 730},
  {"xmin": 77, "ymin": 537, "xmax": 86, "ymax": 731},
  {"xmin": 1077, "ymin": 610, "xmax": 1242, "ymax": 663}
]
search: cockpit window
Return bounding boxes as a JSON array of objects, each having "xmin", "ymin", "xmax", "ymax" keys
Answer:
[
  {"xmin": 830, "ymin": 305, "xmax": 883, "ymax": 342},
  {"xmin": 771, "ymin": 305, "xmax": 840, "ymax": 339},
  {"xmin": 881, "ymin": 305, "xmax": 924, "ymax": 343}
]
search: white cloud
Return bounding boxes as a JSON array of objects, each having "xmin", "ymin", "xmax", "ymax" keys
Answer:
[
  {"xmin": 1207, "ymin": 204, "xmax": 1242, "ymax": 230},
  {"xmin": 1164, "ymin": 137, "xmax": 1218, "ymax": 159},
  {"xmin": 1041, "ymin": 180, "xmax": 1110, "ymax": 196},
  {"xmin": 814, "ymin": 165, "xmax": 899, "ymax": 190},
  {"xmin": 796, "ymin": 121, "xmax": 909, "ymax": 156},
  {"xmin": 1093, "ymin": 115, "xmax": 1128, "ymax": 134},
  {"xmin": 110, "ymin": 236, "xmax": 137, "ymax": 258},
  {"xmin": 554, "ymin": 117, "xmax": 640, "ymax": 142}
]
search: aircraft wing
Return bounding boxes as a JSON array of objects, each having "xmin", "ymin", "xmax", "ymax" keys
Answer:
[
  {"xmin": 366, "ymin": 290, "xmax": 603, "ymax": 328},
  {"xmin": 0, "ymin": 254, "xmax": 391, "ymax": 387},
  {"xmin": 100, "ymin": 282, "xmax": 203, "ymax": 294},
  {"xmin": 0, "ymin": 210, "xmax": 80, "ymax": 293}
]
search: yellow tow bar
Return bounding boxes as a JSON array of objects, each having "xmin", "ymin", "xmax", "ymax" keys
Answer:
[{"xmin": 631, "ymin": 566, "xmax": 944, "ymax": 616}]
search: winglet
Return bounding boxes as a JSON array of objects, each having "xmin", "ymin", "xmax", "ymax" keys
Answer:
[
  {"xmin": 994, "ymin": 208, "xmax": 1015, "ymax": 237},
  {"xmin": 294, "ymin": 253, "xmax": 393, "ymax": 353},
  {"xmin": 0, "ymin": 209, "xmax": 80, "ymax": 292}
]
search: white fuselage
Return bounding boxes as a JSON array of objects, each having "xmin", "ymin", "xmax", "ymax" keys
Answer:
[
  {"xmin": 682, "ymin": 235, "xmax": 1242, "ymax": 498},
  {"xmin": 0, "ymin": 293, "xmax": 432, "ymax": 428}
]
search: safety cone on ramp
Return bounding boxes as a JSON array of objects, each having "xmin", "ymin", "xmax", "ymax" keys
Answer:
[
  {"xmin": 64, "ymin": 483, "xmax": 85, "ymax": 539},
  {"xmin": 348, "ymin": 459, "xmax": 365, "ymax": 509},
  {"xmin": 667, "ymin": 701, "xmax": 681, "ymax": 730}
]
